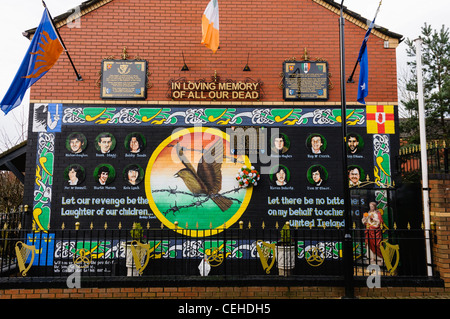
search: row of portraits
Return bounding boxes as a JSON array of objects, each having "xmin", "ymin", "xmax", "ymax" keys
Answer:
[
  {"xmin": 67, "ymin": 132, "xmax": 146, "ymax": 154},
  {"xmin": 272, "ymin": 132, "xmax": 365, "ymax": 155},
  {"xmin": 65, "ymin": 163, "xmax": 144, "ymax": 186},
  {"xmin": 65, "ymin": 162, "xmax": 367, "ymax": 188},
  {"xmin": 270, "ymin": 164, "xmax": 367, "ymax": 187},
  {"xmin": 66, "ymin": 131, "xmax": 365, "ymax": 155}
]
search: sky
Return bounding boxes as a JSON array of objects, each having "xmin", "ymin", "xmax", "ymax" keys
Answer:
[{"xmin": 0, "ymin": 0, "xmax": 448, "ymax": 150}]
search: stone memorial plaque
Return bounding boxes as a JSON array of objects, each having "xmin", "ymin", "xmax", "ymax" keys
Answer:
[
  {"xmin": 101, "ymin": 60, "xmax": 147, "ymax": 99},
  {"xmin": 283, "ymin": 61, "xmax": 329, "ymax": 101}
]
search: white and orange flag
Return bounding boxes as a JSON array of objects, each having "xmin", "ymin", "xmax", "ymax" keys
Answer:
[{"xmin": 201, "ymin": 0, "xmax": 219, "ymax": 53}]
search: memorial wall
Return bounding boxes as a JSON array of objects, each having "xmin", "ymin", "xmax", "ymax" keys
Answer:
[
  {"xmin": 29, "ymin": 101, "xmax": 398, "ymax": 233},
  {"xmin": 21, "ymin": 0, "xmax": 402, "ymax": 273}
]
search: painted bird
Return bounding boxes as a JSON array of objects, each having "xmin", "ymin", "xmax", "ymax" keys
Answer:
[{"xmin": 174, "ymin": 139, "xmax": 233, "ymax": 212}]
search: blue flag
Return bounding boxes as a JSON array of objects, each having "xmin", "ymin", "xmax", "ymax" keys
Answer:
[
  {"xmin": 357, "ymin": 19, "xmax": 375, "ymax": 105},
  {"xmin": 1, "ymin": 9, "xmax": 63, "ymax": 115},
  {"xmin": 357, "ymin": 2, "xmax": 381, "ymax": 105}
]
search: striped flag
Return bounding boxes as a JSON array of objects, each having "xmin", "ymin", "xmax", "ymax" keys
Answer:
[{"xmin": 201, "ymin": 0, "xmax": 220, "ymax": 53}]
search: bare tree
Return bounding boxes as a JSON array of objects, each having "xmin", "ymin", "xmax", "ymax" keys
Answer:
[{"xmin": 0, "ymin": 104, "xmax": 28, "ymax": 152}]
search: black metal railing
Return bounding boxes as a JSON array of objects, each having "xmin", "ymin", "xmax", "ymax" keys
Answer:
[
  {"xmin": 0, "ymin": 222, "xmax": 435, "ymax": 282},
  {"xmin": 398, "ymin": 141, "xmax": 449, "ymax": 182}
]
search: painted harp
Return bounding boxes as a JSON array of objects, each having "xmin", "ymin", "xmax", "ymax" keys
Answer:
[{"xmin": 15, "ymin": 241, "xmax": 35, "ymax": 276}]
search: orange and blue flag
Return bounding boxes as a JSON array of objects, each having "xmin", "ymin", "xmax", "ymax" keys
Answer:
[{"xmin": 1, "ymin": 8, "xmax": 64, "ymax": 115}]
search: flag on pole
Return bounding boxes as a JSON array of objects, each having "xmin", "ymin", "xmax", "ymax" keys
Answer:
[
  {"xmin": 1, "ymin": 8, "xmax": 64, "ymax": 115},
  {"xmin": 357, "ymin": 1, "xmax": 382, "ymax": 105},
  {"xmin": 201, "ymin": 0, "xmax": 220, "ymax": 53}
]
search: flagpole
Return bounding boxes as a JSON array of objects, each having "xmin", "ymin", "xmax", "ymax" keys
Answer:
[
  {"xmin": 415, "ymin": 38, "xmax": 433, "ymax": 277},
  {"xmin": 339, "ymin": 0, "xmax": 354, "ymax": 299},
  {"xmin": 42, "ymin": 1, "xmax": 83, "ymax": 81}
]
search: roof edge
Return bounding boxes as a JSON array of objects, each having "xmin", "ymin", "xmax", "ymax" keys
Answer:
[
  {"xmin": 22, "ymin": 0, "xmax": 403, "ymax": 45},
  {"xmin": 23, "ymin": 0, "xmax": 113, "ymax": 39},
  {"xmin": 313, "ymin": 0, "xmax": 403, "ymax": 44}
]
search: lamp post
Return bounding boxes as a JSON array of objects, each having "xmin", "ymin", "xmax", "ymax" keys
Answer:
[{"xmin": 339, "ymin": 0, "xmax": 355, "ymax": 298}]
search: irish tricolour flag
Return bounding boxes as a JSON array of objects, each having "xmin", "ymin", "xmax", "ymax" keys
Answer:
[{"xmin": 201, "ymin": 0, "xmax": 219, "ymax": 53}]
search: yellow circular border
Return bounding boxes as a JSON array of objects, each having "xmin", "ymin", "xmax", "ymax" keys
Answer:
[{"xmin": 145, "ymin": 127, "xmax": 253, "ymax": 237}]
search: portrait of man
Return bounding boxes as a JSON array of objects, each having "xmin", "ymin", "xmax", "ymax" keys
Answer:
[
  {"xmin": 96, "ymin": 132, "xmax": 115, "ymax": 154},
  {"xmin": 67, "ymin": 133, "xmax": 86, "ymax": 154},
  {"xmin": 310, "ymin": 165, "xmax": 326, "ymax": 186},
  {"xmin": 125, "ymin": 132, "xmax": 145, "ymax": 153},
  {"xmin": 270, "ymin": 165, "xmax": 290, "ymax": 186},
  {"xmin": 65, "ymin": 164, "xmax": 85, "ymax": 186},
  {"xmin": 124, "ymin": 164, "xmax": 143, "ymax": 186},
  {"xmin": 307, "ymin": 134, "xmax": 327, "ymax": 154},
  {"xmin": 348, "ymin": 166, "xmax": 362, "ymax": 187},
  {"xmin": 347, "ymin": 133, "xmax": 361, "ymax": 154},
  {"xmin": 95, "ymin": 165, "xmax": 114, "ymax": 185},
  {"xmin": 271, "ymin": 133, "xmax": 289, "ymax": 154}
]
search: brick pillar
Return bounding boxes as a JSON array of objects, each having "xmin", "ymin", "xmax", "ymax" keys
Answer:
[{"xmin": 429, "ymin": 177, "xmax": 450, "ymax": 287}]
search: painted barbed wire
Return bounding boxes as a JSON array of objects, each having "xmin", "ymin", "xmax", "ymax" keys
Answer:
[{"xmin": 152, "ymin": 186, "xmax": 244, "ymax": 216}]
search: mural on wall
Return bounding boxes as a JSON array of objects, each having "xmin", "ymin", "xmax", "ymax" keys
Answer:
[{"xmin": 23, "ymin": 103, "xmax": 399, "ymax": 272}]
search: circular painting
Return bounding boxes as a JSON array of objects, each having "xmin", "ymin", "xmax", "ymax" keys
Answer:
[{"xmin": 145, "ymin": 127, "xmax": 253, "ymax": 237}]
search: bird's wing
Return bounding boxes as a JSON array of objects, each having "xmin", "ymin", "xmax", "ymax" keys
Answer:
[
  {"xmin": 175, "ymin": 142, "xmax": 197, "ymax": 174},
  {"xmin": 197, "ymin": 138, "xmax": 224, "ymax": 194}
]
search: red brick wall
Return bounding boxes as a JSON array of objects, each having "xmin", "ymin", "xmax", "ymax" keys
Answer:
[
  {"xmin": 1, "ymin": 286, "xmax": 449, "ymax": 299},
  {"xmin": 430, "ymin": 178, "xmax": 450, "ymax": 287},
  {"xmin": 29, "ymin": 0, "xmax": 398, "ymax": 103}
]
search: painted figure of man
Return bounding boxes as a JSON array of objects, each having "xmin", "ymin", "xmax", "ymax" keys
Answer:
[
  {"xmin": 98, "ymin": 133, "xmax": 113, "ymax": 154},
  {"xmin": 347, "ymin": 133, "xmax": 359, "ymax": 154},
  {"xmin": 97, "ymin": 166, "xmax": 110, "ymax": 185},
  {"xmin": 311, "ymin": 165, "xmax": 325, "ymax": 186},
  {"xmin": 272, "ymin": 134, "xmax": 289, "ymax": 154},
  {"xmin": 348, "ymin": 166, "xmax": 361, "ymax": 187},
  {"xmin": 69, "ymin": 133, "xmax": 85, "ymax": 154},
  {"xmin": 310, "ymin": 135, "xmax": 324, "ymax": 154}
]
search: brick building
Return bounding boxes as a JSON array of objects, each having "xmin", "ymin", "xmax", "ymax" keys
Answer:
[
  {"xmin": 4, "ymin": 0, "xmax": 450, "ymax": 300},
  {"xmin": 26, "ymin": 0, "xmax": 401, "ymax": 103}
]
